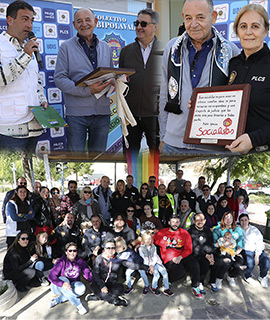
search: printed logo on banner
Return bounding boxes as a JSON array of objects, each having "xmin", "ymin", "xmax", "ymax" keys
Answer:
[
  {"xmin": 103, "ymin": 33, "xmax": 125, "ymax": 67},
  {"xmin": 214, "ymin": 3, "xmax": 229, "ymax": 23},
  {"xmin": 57, "ymin": 9, "xmax": 70, "ymax": 24},
  {"xmin": 214, "ymin": 24, "xmax": 228, "ymax": 39},
  {"xmin": 229, "ymin": 22, "xmax": 239, "ymax": 42},
  {"xmin": 43, "ymin": 8, "xmax": 56, "ymax": 22},
  {"xmin": 33, "ymin": 22, "xmax": 43, "ymax": 38},
  {"xmin": 53, "ymin": 104, "xmax": 64, "ymax": 118},
  {"xmin": 48, "ymin": 87, "xmax": 62, "ymax": 104},
  {"xmin": 39, "ymin": 71, "xmax": 46, "ymax": 87},
  {"xmin": 50, "ymin": 127, "xmax": 64, "ymax": 138},
  {"xmin": 0, "ymin": 22, "xmax": 7, "ymax": 31},
  {"xmin": 36, "ymin": 140, "xmax": 51, "ymax": 153},
  {"xmin": 58, "ymin": 25, "xmax": 70, "ymax": 39},
  {"xmin": 33, "ymin": 6, "xmax": 41, "ymax": 21},
  {"xmin": 44, "ymin": 23, "xmax": 57, "ymax": 38},
  {"xmin": 45, "ymin": 55, "xmax": 57, "ymax": 70},
  {"xmin": 229, "ymin": 1, "xmax": 248, "ymax": 21},
  {"xmin": 249, "ymin": 0, "xmax": 268, "ymax": 11},
  {"xmin": 0, "ymin": 3, "xmax": 8, "ymax": 20},
  {"xmin": 51, "ymin": 139, "xmax": 65, "ymax": 151},
  {"xmin": 36, "ymin": 38, "xmax": 44, "ymax": 54},
  {"xmin": 44, "ymin": 39, "xmax": 58, "ymax": 54},
  {"xmin": 46, "ymin": 71, "xmax": 55, "ymax": 87}
]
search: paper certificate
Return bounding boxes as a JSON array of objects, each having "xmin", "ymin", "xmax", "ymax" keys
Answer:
[{"xmin": 184, "ymin": 84, "xmax": 251, "ymax": 146}]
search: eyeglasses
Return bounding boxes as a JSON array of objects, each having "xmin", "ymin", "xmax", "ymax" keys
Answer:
[
  {"xmin": 105, "ymin": 247, "xmax": 115, "ymax": 250},
  {"xmin": 203, "ymin": 189, "xmax": 209, "ymax": 191},
  {"xmin": 20, "ymin": 237, "xmax": 29, "ymax": 241},
  {"xmin": 127, "ymin": 209, "xmax": 134, "ymax": 212},
  {"xmin": 226, "ymin": 190, "xmax": 233, "ymax": 193},
  {"xmin": 149, "ymin": 180, "xmax": 156, "ymax": 183},
  {"xmin": 141, "ymin": 187, "xmax": 148, "ymax": 190},
  {"xmin": 68, "ymin": 249, "xmax": 77, "ymax": 252},
  {"xmin": 19, "ymin": 182, "xmax": 27, "ymax": 185},
  {"xmin": 52, "ymin": 191, "xmax": 59, "ymax": 195},
  {"xmin": 133, "ymin": 20, "xmax": 155, "ymax": 28},
  {"xmin": 84, "ymin": 191, "xmax": 92, "ymax": 194}
]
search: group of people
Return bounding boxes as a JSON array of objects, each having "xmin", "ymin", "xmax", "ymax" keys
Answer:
[
  {"xmin": 2, "ymin": 171, "xmax": 269, "ymax": 315},
  {"xmin": 1, "ymin": 0, "xmax": 270, "ymax": 154}
]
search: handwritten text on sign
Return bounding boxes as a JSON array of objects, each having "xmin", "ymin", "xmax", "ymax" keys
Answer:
[{"xmin": 189, "ymin": 90, "xmax": 243, "ymax": 141}]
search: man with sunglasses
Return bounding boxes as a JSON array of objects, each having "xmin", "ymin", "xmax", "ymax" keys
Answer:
[
  {"xmin": 195, "ymin": 184, "xmax": 216, "ymax": 215},
  {"xmin": 2, "ymin": 176, "xmax": 28, "ymax": 223},
  {"xmin": 159, "ymin": 0, "xmax": 240, "ymax": 154},
  {"xmin": 54, "ymin": 8, "xmax": 113, "ymax": 153},
  {"xmin": 119, "ymin": 8, "xmax": 161, "ymax": 153},
  {"xmin": 148, "ymin": 176, "xmax": 158, "ymax": 197}
]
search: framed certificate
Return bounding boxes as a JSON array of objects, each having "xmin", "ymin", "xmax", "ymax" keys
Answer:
[{"xmin": 183, "ymin": 84, "xmax": 251, "ymax": 146}]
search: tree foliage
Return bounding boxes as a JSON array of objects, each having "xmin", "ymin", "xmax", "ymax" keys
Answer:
[{"xmin": 201, "ymin": 152, "xmax": 270, "ymax": 188}]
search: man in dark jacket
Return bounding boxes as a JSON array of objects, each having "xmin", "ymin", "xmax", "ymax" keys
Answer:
[
  {"xmin": 119, "ymin": 8, "xmax": 160, "ymax": 152},
  {"xmin": 50, "ymin": 213, "xmax": 81, "ymax": 258}
]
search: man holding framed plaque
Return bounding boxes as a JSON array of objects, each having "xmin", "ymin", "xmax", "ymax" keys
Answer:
[
  {"xmin": 54, "ymin": 8, "xmax": 113, "ymax": 153},
  {"xmin": 159, "ymin": 0, "xmax": 240, "ymax": 154}
]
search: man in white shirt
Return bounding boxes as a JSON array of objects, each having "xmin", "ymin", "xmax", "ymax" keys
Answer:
[
  {"xmin": 239, "ymin": 213, "xmax": 269, "ymax": 288},
  {"xmin": 0, "ymin": 0, "xmax": 48, "ymax": 152}
]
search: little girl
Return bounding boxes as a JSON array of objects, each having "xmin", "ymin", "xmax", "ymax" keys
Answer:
[
  {"xmin": 115, "ymin": 237, "xmax": 149, "ymax": 295},
  {"xmin": 237, "ymin": 195, "xmax": 247, "ymax": 222},
  {"xmin": 29, "ymin": 231, "xmax": 54, "ymax": 285},
  {"xmin": 138, "ymin": 231, "xmax": 174, "ymax": 296}
]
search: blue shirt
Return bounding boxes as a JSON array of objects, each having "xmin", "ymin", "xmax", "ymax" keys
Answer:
[
  {"xmin": 188, "ymin": 36, "xmax": 213, "ymax": 89},
  {"xmin": 77, "ymin": 33, "xmax": 98, "ymax": 70}
]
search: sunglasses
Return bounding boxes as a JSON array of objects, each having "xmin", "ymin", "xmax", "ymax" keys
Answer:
[
  {"xmin": 105, "ymin": 247, "xmax": 115, "ymax": 250},
  {"xmin": 226, "ymin": 190, "xmax": 233, "ymax": 192},
  {"xmin": 19, "ymin": 182, "xmax": 27, "ymax": 185},
  {"xmin": 133, "ymin": 20, "xmax": 155, "ymax": 28},
  {"xmin": 52, "ymin": 191, "xmax": 59, "ymax": 195},
  {"xmin": 84, "ymin": 191, "xmax": 92, "ymax": 194},
  {"xmin": 149, "ymin": 180, "xmax": 156, "ymax": 183},
  {"xmin": 141, "ymin": 187, "xmax": 148, "ymax": 190},
  {"xmin": 203, "ymin": 189, "xmax": 209, "ymax": 191},
  {"xmin": 127, "ymin": 209, "xmax": 134, "ymax": 212},
  {"xmin": 20, "ymin": 237, "xmax": 29, "ymax": 241},
  {"xmin": 68, "ymin": 249, "xmax": 77, "ymax": 252}
]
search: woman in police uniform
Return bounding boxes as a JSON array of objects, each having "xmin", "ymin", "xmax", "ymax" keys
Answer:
[{"xmin": 226, "ymin": 4, "xmax": 270, "ymax": 154}]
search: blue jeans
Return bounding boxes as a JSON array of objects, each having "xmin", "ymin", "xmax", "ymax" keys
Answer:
[
  {"xmin": 125, "ymin": 268, "xmax": 149, "ymax": 288},
  {"xmin": 152, "ymin": 264, "xmax": 169, "ymax": 290},
  {"xmin": 66, "ymin": 115, "xmax": 110, "ymax": 152},
  {"xmin": 50, "ymin": 276, "xmax": 86, "ymax": 307},
  {"xmin": 162, "ymin": 142, "xmax": 234, "ymax": 155},
  {"xmin": 34, "ymin": 260, "xmax": 54, "ymax": 279},
  {"xmin": 245, "ymin": 251, "xmax": 269, "ymax": 278},
  {"xmin": 0, "ymin": 134, "xmax": 39, "ymax": 153}
]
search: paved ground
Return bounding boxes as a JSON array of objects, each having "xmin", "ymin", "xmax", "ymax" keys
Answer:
[{"xmin": 1, "ymin": 195, "xmax": 270, "ymax": 320}]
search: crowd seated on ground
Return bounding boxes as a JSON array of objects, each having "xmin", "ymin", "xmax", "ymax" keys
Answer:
[{"xmin": 1, "ymin": 173, "xmax": 269, "ymax": 315}]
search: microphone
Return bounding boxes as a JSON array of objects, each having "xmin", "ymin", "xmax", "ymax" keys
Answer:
[{"xmin": 28, "ymin": 31, "xmax": 43, "ymax": 68}]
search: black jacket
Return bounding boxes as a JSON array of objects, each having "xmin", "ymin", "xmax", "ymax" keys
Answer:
[
  {"xmin": 188, "ymin": 225, "xmax": 214, "ymax": 258},
  {"xmin": 229, "ymin": 44, "xmax": 270, "ymax": 149},
  {"xmin": 119, "ymin": 37, "xmax": 161, "ymax": 117},
  {"xmin": 32, "ymin": 196, "xmax": 52, "ymax": 228}
]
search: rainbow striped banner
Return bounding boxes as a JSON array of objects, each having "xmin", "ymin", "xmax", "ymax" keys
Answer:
[{"xmin": 126, "ymin": 150, "xmax": 159, "ymax": 188}]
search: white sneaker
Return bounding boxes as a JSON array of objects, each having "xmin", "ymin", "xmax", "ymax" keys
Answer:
[
  {"xmin": 245, "ymin": 277, "xmax": 259, "ymax": 286},
  {"xmin": 258, "ymin": 276, "xmax": 268, "ymax": 288},
  {"xmin": 227, "ymin": 276, "xmax": 236, "ymax": 287},
  {"xmin": 215, "ymin": 278, "xmax": 223, "ymax": 289},
  {"xmin": 77, "ymin": 304, "xmax": 87, "ymax": 315}
]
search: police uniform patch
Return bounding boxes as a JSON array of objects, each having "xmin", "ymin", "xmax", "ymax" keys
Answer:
[
  {"xmin": 91, "ymin": 235, "xmax": 96, "ymax": 240},
  {"xmin": 169, "ymin": 76, "xmax": 178, "ymax": 99},
  {"xmin": 228, "ymin": 71, "xmax": 237, "ymax": 85}
]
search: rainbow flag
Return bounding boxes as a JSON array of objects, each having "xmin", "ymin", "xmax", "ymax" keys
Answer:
[{"xmin": 126, "ymin": 150, "xmax": 159, "ymax": 188}]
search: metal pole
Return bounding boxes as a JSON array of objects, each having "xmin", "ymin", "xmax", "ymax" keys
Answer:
[
  {"xmin": 43, "ymin": 154, "xmax": 52, "ymax": 189},
  {"xmin": 227, "ymin": 157, "xmax": 233, "ymax": 185}
]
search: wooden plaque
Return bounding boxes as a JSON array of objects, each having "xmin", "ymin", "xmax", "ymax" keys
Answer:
[{"xmin": 183, "ymin": 84, "xmax": 251, "ymax": 146}]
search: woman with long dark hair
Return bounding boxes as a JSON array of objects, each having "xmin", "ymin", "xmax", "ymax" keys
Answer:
[
  {"xmin": 6, "ymin": 185, "xmax": 35, "ymax": 248},
  {"xmin": 3, "ymin": 231, "xmax": 38, "ymax": 292},
  {"xmin": 224, "ymin": 186, "xmax": 239, "ymax": 221},
  {"xmin": 134, "ymin": 183, "xmax": 152, "ymax": 217},
  {"xmin": 32, "ymin": 186, "xmax": 53, "ymax": 236},
  {"xmin": 48, "ymin": 187, "xmax": 62, "ymax": 226}
]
